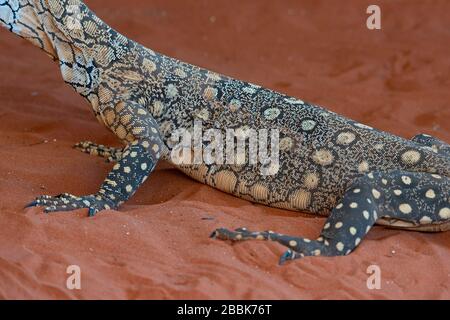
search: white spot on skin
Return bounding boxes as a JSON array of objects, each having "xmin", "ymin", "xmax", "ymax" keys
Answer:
[
  {"xmin": 439, "ymin": 208, "xmax": 450, "ymax": 219},
  {"xmin": 279, "ymin": 137, "xmax": 294, "ymax": 151},
  {"xmin": 350, "ymin": 202, "xmax": 358, "ymax": 209},
  {"xmin": 425, "ymin": 189, "xmax": 436, "ymax": 199},
  {"xmin": 401, "ymin": 150, "xmax": 422, "ymax": 165},
  {"xmin": 399, "ymin": 203, "xmax": 412, "ymax": 214},
  {"xmin": 228, "ymin": 99, "xmax": 242, "ymax": 112},
  {"xmin": 263, "ymin": 108, "xmax": 281, "ymax": 120},
  {"xmin": 363, "ymin": 211, "xmax": 370, "ymax": 220},
  {"xmin": 358, "ymin": 161, "xmax": 370, "ymax": 173},
  {"xmin": 289, "ymin": 240, "xmax": 298, "ymax": 247},
  {"xmin": 123, "ymin": 166, "xmax": 131, "ymax": 173},
  {"xmin": 336, "ymin": 203, "xmax": 343, "ymax": 209},
  {"xmin": 130, "ymin": 152, "xmax": 137, "ymax": 158},
  {"xmin": 324, "ymin": 222, "xmax": 330, "ymax": 229},
  {"xmin": 336, "ymin": 242, "xmax": 344, "ymax": 252},
  {"xmin": 394, "ymin": 190, "xmax": 402, "ymax": 196},
  {"xmin": 301, "ymin": 119, "xmax": 317, "ymax": 131},
  {"xmin": 303, "ymin": 172, "xmax": 320, "ymax": 190},
  {"xmin": 166, "ymin": 84, "xmax": 178, "ymax": 98},
  {"xmin": 336, "ymin": 132, "xmax": 356, "ymax": 145},
  {"xmin": 420, "ymin": 216, "xmax": 432, "ymax": 224},
  {"xmin": 349, "ymin": 227, "xmax": 357, "ymax": 235},
  {"xmin": 335, "ymin": 222, "xmax": 343, "ymax": 229},
  {"xmin": 355, "ymin": 238, "xmax": 361, "ymax": 246},
  {"xmin": 312, "ymin": 149, "xmax": 334, "ymax": 166},
  {"xmin": 141, "ymin": 163, "xmax": 148, "ymax": 170},
  {"xmin": 366, "ymin": 226, "xmax": 371, "ymax": 233},
  {"xmin": 431, "ymin": 174, "xmax": 442, "ymax": 179},
  {"xmin": 353, "ymin": 189, "xmax": 361, "ymax": 193},
  {"xmin": 313, "ymin": 249, "xmax": 321, "ymax": 256},
  {"xmin": 125, "ymin": 185, "xmax": 133, "ymax": 193},
  {"xmin": 372, "ymin": 189, "xmax": 381, "ymax": 199},
  {"xmin": 303, "ymin": 238, "xmax": 311, "ymax": 243},
  {"xmin": 401, "ymin": 176, "xmax": 412, "ymax": 185}
]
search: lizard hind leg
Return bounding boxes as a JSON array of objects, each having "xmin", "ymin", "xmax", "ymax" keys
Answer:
[
  {"xmin": 74, "ymin": 141, "xmax": 124, "ymax": 162},
  {"xmin": 211, "ymin": 170, "xmax": 450, "ymax": 264}
]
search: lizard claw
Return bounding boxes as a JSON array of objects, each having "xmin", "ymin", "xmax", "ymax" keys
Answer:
[
  {"xmin": 279, "ymin": 250, "xmax": 304, "ymax": 265},
  {"xmin": 88, "ymin": 207, "xmax": 97, "ymax": 217},
  {"xmin": 24, "ymin": 201, "xmax": 38, "ymax": 209},
  {"xmin": 210, "ymin": 227, "xmax": 244, "ymax": 241},
  {"xmin": 25, "ymin": 193, "xmax": 116, "ymax": 216},
  {"xmin": 209, "ymin": 230, "xmax": 218, "ymax": 238}
]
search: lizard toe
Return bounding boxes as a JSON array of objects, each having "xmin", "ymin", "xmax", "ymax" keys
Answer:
[
  {"xmin": 210, "ymin": 228, "xmax": 244, "ymax": 241},
  {"xmin": 279, "ymin": 250, "xmax": 304, "ymax": 265}
]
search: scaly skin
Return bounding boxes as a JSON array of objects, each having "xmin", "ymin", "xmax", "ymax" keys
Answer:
[{"xmin": 1, "ymin": 0, "xmax": 449, "ymax": 262}]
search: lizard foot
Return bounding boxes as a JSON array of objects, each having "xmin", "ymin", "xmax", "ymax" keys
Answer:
[
  {"xmin": 74, "ymin": 141, "xmax": 123, "ymax": 163},
  {"xmin": 211, "ymin": 227, "xmax": 328, "ymax": 264},
  {"xmin": 25, "ymin": 193, "xmax": 116, "ymax": 216}
]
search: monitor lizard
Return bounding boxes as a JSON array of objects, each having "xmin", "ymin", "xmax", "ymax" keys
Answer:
[{"xmin": 1, "ymin": 0, "xmax": 449, "ymax": 264}]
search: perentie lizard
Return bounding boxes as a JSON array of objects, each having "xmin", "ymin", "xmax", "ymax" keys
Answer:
[{"xmin": 1, "ymin": 0, "xmax": 449, "ymax": 263}]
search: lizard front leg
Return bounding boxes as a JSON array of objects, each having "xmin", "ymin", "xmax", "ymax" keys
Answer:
[{"xmin": 26, "ymin": 102, "xmax": 163, "ymax": 216}]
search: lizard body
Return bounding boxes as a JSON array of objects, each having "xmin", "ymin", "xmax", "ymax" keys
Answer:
[{"xmin": 1, "ymin": 0, "xmax": 449, "ymax": 262}]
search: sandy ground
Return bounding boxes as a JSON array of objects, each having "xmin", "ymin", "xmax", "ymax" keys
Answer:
[{"xmin": 0, "ymin": 0, "xmax": 449, "ymax": 299}]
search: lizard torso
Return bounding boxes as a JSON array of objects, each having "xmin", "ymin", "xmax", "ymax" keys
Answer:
[
  {"xmin": 2, "ymin": 0, "xmax": 449, "ymax": 216},
  {"xmin": 2, "ymin": 1, "xmax": 450, "ymax": 261},
  {"xmin": 92, "ymin": 28, "xmax": 450, "ymax": 217}
]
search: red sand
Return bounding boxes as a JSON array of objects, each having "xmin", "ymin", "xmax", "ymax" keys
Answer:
[{"xmin": 1, "ymin": 0, "xmax": 450, "ymax": 299}]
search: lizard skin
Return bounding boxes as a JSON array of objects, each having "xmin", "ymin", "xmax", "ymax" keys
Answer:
[{"xmin": 1, "ymin": 0, "xmax": 449, "ymax": 263}]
